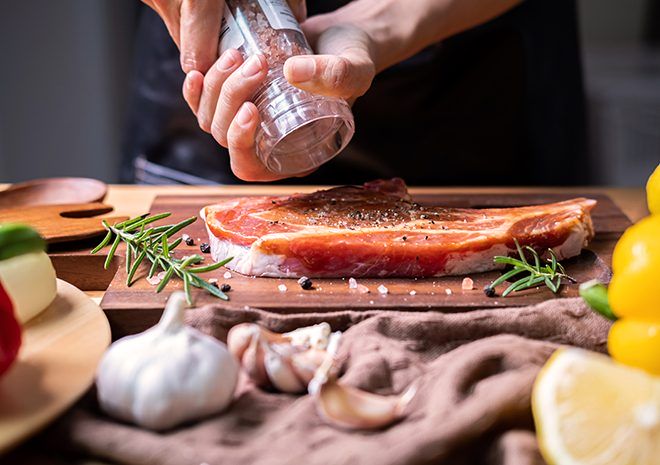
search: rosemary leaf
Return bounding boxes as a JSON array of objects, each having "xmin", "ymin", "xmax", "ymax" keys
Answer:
[
  {"xmin": 156, "ymin": 267, "xmax": 174, "ymax": 293},
  {"xmin": 191, "ymin": 275, "xmax": 228, "ymax": 300},
  {"xmin": 147, "ymin": 258, "xmax": 159, "ymax": 279},
  {"xmin": 91, "ymin": 213, "xmax": 233, "ymax": 303},
  {"xmin": 104, "ymin": 235, "xmax": 121, "ymax": 270},
  {"xmin": 125, "ymin": 242, "xmax": 132, "ymax": 274},
  {"xmin": 127, "ymin": 249, "xmax": 147, "ymax": 286},
  {"xmin": 189, "ymin": 256, "xmax": 233, "ymax": 273},
  {"xmin": 91, "ymin": 230, "xmax": 112, "ymax": 254},
  {"xmin": 488, "ymin": 239, "xmax": 574, "ymax": 296}
]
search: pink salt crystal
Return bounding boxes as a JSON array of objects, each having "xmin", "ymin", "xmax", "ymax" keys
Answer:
[
  {"xmin": 146, "ymin": 271, "xmax": 167, "ymax": 286},
  {"xmin": 462, "ymin": 277, "xmax": 474, "ymax": 291},
  {"xmin": 348, "ymin": 277, "xmax": 358, "ymax": 289},
  {"xmin": 357, "ymin": 284, "xmax": 370, "ymax": 294}
]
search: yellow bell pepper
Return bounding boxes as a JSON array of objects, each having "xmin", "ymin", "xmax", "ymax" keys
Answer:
[
  {"xmin": 647, "ymin": 163, "xmax": 660, "ymax": 215},
  {"xmin": 608, "ymin": 319, "xmax": 660, "ymax": 375},
  {"xmin": 608, "ymin": 215, "xmax": 660, "ymax": 320}
]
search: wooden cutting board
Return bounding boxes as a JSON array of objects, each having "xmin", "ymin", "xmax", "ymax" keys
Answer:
[{"xmin": 101, "ymin": 193, "xmax": 631, "ymax": 337}]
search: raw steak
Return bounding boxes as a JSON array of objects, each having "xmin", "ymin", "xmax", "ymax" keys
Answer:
[{"xmin": 202, "ymin": 179, "xmax": 596, "ymax": 278}]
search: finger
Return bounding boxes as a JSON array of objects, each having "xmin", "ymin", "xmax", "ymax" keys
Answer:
[
  {"xmin": 197, "ymin": 49, "xmax": 243, "ymax": 133},
  {"xmin": 150, "ymin": 0, "xmax": 182, "ymax": 47},
  {"xmin": 286, "ymin": 0, "xmax": 307, "ymax": 22},
  {"xmin": 283, "ymin": 53, "xmax": 373, "ymax": 99},
  {"xmin": 179, "ymin": 0, "xmax": 223, "ymax": 73},
  {"xmin": 182, "ymin": 70, "xmax": 204, "ymax": 115},
  {"xmin": 211, "ymin": 54, "xmax": 268, "ymax": 147},
  {"xmin": 227, "ymin": 103, "xmax": 285, "ymax": 182}
]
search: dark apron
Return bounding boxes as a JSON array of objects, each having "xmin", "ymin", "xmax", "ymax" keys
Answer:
[{"xmin": 121, "ymin": 0, "xmax": 586, "ymax": 186}]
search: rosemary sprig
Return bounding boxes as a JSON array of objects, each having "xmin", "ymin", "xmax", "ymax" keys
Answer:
[
  {"xmin": 91, "ymin": 213, "xmax": 233, "ymax": 305},
  {"xmin": 486, "ymin": 240, "xmax": 576, "ymax": 297}
]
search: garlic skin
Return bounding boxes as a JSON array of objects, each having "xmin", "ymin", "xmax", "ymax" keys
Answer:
[
  {"xmin": 228, "ymin": 322, "xmax": 338, "ymax": 393},
  {"xmin": 96, "ymin": 292, "xmax": 238, "ymax": 431}
]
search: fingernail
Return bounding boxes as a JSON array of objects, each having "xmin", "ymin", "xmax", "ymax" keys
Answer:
[
  {"xmin": 288, "ymin": 57, "xmax": 316, "ymax": 82},
  {"xmin": 235, "ymin": 104, "xmax": 253, "ymax": 127},
  {"xmin": 241, "ymin": 55, "xmax": 263, "ymax": 78},
  {"xmin": 181, "ymin": 53, "xmax": 198, "ymax": 73},
  {"xmin": 184, "ymin": 72, "xmax": 194, "ymax": 89},
  {"xmin": 217, "ymin": 51, "xmax": 237, "ymax": 71}
]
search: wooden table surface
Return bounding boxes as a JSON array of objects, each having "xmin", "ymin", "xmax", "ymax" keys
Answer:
[{"xmin": 1, "ymin": 183, "xmax": 649, "ymax": 464}]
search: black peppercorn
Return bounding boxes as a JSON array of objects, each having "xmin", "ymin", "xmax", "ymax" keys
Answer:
[
  {"xmin": 402, "ymin": 236, "xmax": 407, "ymax": 241},
  {"xmin": 298, "ymin": 276, "xmax": 313, "ymax": 290},
  {"xmin": 200, "ymin": 242, "xmax": 211, "ymax": 254},
  {"xmin": 184, "ymin": 237, "xmax": 195, "ymax": 246},
  {"xmin": 484, "ymin": 285, "xmax": 497, "ymax": 298},
  {"xmin": 220, "ymin": 283, "xmax": 231, "ymax": 292}
]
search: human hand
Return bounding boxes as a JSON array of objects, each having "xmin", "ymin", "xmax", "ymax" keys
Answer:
[
  {"xmin": 141, "ymin": 0, "xmax": 307, "ymax": 73},
  {"xmin": 183, "ymin": 21, "xmax": 376, "ymax": 181}
]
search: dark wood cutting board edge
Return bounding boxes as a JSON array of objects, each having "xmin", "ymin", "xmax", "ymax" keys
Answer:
[{"xmin": 101, "ymin": 192, "xmax": 631, "ymax": 338}]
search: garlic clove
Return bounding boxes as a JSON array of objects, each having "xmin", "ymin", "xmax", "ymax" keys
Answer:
[
  {"xmin": 315, "ymin": 381, "xmax": 416, "ymax": 430},
  {"xmin": 227, "ymin": 322, "xmax": 261, "ymax": 361},
  {"xmin": 263, "ymin": 344, "xmax": 306, "ymax": 393},
  {"xmin": 289, "ymin": 349, "xmax": 328, "ymax": 384},
  {"xmin": 309, "ymin": 331, "xmax": 415, "ymax": 430},
  {"xmin": 241, "ymin": 335, "xmax": 269, "ymax": 387},
  {"xmin": 283, "ymin": 322, "xmax": 331, "ymax": 350},
  {"xmin": 228, "ymin": 322, "xmax": 340, "ymax": 393}
]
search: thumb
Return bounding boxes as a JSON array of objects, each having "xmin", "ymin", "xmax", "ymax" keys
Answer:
[{"xmin": 283, "ymin": 26, "xmax": 374, "ymax": 100}]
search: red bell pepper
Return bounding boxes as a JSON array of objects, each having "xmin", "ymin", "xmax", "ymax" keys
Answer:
[{"xmin": 0, "ymin": 280, "xmax": 21, "ymax": 377}]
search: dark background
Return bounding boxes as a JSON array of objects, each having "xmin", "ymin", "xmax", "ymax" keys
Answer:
[{"xmin": 0, "ymin": 0, "xmax": 658, "ymax": 186}]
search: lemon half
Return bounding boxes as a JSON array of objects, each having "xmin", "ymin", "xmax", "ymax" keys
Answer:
[{"xmin": 533, "ymin": 348, "xmax": 660, "ymax": 465}]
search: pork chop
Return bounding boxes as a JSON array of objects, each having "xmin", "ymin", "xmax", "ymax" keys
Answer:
[{"xmin": 202, "ymin": 179, "xmax": 596, "ymax": 278}]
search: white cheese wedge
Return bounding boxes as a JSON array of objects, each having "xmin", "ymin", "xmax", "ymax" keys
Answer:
[{"xmin": 0, "ymin": 251, "xmax": 57, "ymax": 323}]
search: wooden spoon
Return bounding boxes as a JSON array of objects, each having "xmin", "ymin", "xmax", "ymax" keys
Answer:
[
  {"xmin": 0, "ymin": 178, "xmax": 107, "ymax": 209},
  {"xmin": 0, "ymin": 203, "xmax": 127, "ymax": 244}
]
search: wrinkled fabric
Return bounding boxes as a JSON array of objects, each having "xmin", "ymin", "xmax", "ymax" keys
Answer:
[{"xmin": 51, "ymin": 298, "xmax": 609, "ymax": 465}]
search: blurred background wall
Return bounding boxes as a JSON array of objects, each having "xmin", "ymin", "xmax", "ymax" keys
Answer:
[{"xmin": 0, "ymin": 0, "xmax": 658, "ymax": 185}]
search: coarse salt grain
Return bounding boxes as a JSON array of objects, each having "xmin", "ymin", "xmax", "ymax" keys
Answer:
[
  {"xmin": 208, "ymin": 278, "xmax": 218, "ymax": 284},
  {"xmin": 146, "ymin": 271, "xmax": 167, "ymax": 286},
  {"xmin": 278, "ymin": 284, "xmax": 287, "ymax": 292},
  {"xmin": 462, "ymin": 277, "xmax": 474, "ymax": 291},
  {"xmin": 182, "ymin": 234, "xmax": 190, "ymax": 241},
  {"xmin": 377, "ymin": 284, "xmax": 389, "ymax": 295},
  {"xmin": 357, "ymin": 284, "xmax": 370, "ymax": 294},
  {"xmin": 223, "ymin": 271, "xmax": 232, "ymax": 279},
  {"xmin": 348, "ymin": 277, "xmax": 358, "ymax": 289},
  {"xmin": 409, "ymin": 290, "xmax": 417, "ymax": 296},
  {"xmin": 445, "ymin": 288, "xmax": 453, "ymax": 295}
]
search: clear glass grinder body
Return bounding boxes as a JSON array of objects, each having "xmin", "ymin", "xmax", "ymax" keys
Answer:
[{"xmin": 220, "ymin": 0, "xmax": 355, "ymax": 176}]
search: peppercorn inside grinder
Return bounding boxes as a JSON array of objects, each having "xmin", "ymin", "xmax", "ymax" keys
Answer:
[{"xmin": 220, "ymin": 0, "xmax": 355, "ymax": 176}]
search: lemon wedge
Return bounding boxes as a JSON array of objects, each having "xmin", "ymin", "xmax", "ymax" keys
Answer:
[{"xmin": 533, "ymin": 348, "xmax": 660, "ymax": 465}]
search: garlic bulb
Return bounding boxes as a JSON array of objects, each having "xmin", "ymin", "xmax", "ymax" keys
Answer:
[
  {"xmin": 309, "ymin": 333, "xmax": 416, "ymax": 430},
  {"xmin": 96, "ymin": 292, "xmax": 238, "ymax": 431},
  {"xmin": 228, "ymin": 322, "xmax": 338, "ymax": 393}
]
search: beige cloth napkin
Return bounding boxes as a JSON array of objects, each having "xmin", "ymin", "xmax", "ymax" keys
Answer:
[{"xmin": 50, "ymin": 298, "xmax": 609, "ymax": 465}]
